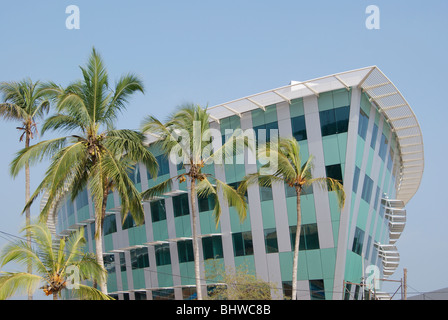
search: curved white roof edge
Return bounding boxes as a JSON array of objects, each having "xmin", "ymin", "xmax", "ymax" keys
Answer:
[
  {"xmin": 144, "ymin": 66, "xmax": 423, "ymax": 205},
  {"xmin": 206, "ymin": 66, "xmax": 423, "ymax": 205}
]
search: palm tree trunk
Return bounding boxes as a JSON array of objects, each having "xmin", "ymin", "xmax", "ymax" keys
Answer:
[
  {"xmin": 53, "ymin": 292, "xmax": 58, "ymax": 300},
  {"xmin": 291, "ymin": 187, "xmax": 302, "ymax": 300},
  {"xmin": 25, "ymin": 132, "xmax": 33, "ymax": 301},
  {"xmin": 94, "ymin": 186, "xmax": 109, "ymax": 295},
  {"xmin": 190, "ymin": 178, "xmax": 203, "ymax": 300}
]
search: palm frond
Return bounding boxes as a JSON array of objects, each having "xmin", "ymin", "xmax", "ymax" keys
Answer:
[
  {"xmin": 9, "ymin": 137, "xmax": 69, "ymax": 177},
  {"xmin": 0, "ymin": 79, "xmax": 50, "ymax": 122},
  {"xmin": 68, "ymin": 283, "xmax": 114, "ymax": 300},
  {"xmin": 214, "ymin": 178, "xmax": 247, "ymax": 226},
  {"xmin": 141, "ymin": 114, "xmax": 191, "ymax": 161},
  {"xmin": 21, "ymin": 223, "xmax": 56, "ymax": 272},
  {"xmin": 196, "ymin": 178, "xmax": 221, "ymax": 227},
  {"xmin": 0, "ymin": 272, "xmax": 44, "ymax": 300},
  {"xmin": 103, "ymin": 73, "xmax": 144, "ymax": 125},
  {"xmin": 71, "ymin": 253, "xmax": 107, "ymax": 287},
  {"xmin": 104, "ymin": 129, "xmax": 159, "ymax": 179},
  {"xmin": 0, "ymin": 240, "xmax": 48, "ymax": 277},
  {"xmin": 41, "ymin": 114, "xmax": 86, "ymax": 135},
  {"xmin": 308, "ymin": 177, "xmax": 346, "ymax": 209},
  {"xmin": 0, "ymin": 102, "xmax": 29, "ymax": 122},
  {"xmin": 30, "ymin": 142, "xmax": 87, "ymax": 222},
  {"xmin": 141, "ymin": 176, "xmax": 176, "ymax": 200},
  {"xmin": 61, "ymin": 228, "xmax": 87, "ymax": 272},
  {"xmin": 101, "ymin": 148, "xmax": 146, "ymax": 225}
]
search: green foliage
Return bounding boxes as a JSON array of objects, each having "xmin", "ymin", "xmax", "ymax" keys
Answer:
[
  {"xmin": 7, "ymin": 48, "xmax": 156, "ymax": 294},
  {"xmin": 205, "ymin": 261, "xmax": 278, "ymax": 300},
  {"xmin": 0, "ymin": 78, "xmax": 51, "ymax": 141},
  {"xmin": 0, "ymin": 223, "xmax": 112, "ymax": 300},
  {"xmin": 9, "ymin": 47, "xmax": 156, "ymax": 228},
  {"xmin": 141, "ymin": 104, "xmax": 249, "ymax": 300},
  {"xmin": 141, "ymin": 103, "xmax": 248, "ymax": 227}
]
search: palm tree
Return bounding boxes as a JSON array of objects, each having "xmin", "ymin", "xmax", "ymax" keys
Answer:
[
  {"xmin": 238, "ymin": 137, "xmax": 345, "ymax": 300},
  {"xmin": 140, "ymin": 104, "xmax": 248, "ymax": 300},
  {"xmin": 9, "ymin": 47, "xmax": 158, "ymax": 294},
  {"xmin": 0, "ymin": 223, "xmax": 113, "ymax": 300},
  {"xmin": 0, "ymin": 79, "xmax": 51, "ymax": 299}
]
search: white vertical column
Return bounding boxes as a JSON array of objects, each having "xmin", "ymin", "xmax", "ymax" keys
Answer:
[
  {"xmin": 303, "ymin": 95, "xmax": 334, "ymax": 249},
  {"xmin": 274, "ymin": 101, "xmax": 294, "ymax": 252},
  {"xmin": 241, "ymin": 111, "xmax": 269, "ymax": 281},
  {"xmin": 332, "ymin": 87, "xmax": 361, "ymax": 300},
  {"xmin": 210, "ymin": 121, "xmax": 236, "ymax": 270}
]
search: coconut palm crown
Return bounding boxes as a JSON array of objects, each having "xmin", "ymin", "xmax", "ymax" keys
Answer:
[
  {"xmin": 0, "ymin": 223, "xmax": 112, "ymax": 300},
  {"xmin": 0, "ymin": 78, "xmax": 51, "ymax": 299},
  {"xmin": 9, "ymin": 47, "xmax": 157, "ymax": 294},
  {"xmin": 140, "ymin": 104, "xmax": 249, "ymax": 300}
]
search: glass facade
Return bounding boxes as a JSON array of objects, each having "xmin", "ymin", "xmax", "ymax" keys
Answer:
[{"xmin": 53, "ymin": 83, "xmax": 411, "ymax": 301}]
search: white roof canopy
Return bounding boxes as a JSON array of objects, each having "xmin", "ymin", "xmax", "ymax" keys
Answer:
[
  {"xmin": 144, "ymin": 66, "xmax": 423, "ymax": 205},
  {"xmin": 206, "ymin": 66, "xmax": 423, "ymax": 205}
]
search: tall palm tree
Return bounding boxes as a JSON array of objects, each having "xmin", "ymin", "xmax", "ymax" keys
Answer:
[
  {"xmin": 9, "ymin": 47, "xmax": 158, "ymax": 294},
  {"xmin": 0, "ymin": 79, "xmax": 51, "ymax": 299},
  {"xmin": 0, "ymin": 223, "xmax": 113, "ymax": 300},
  {"xmin": 238, "ymin": 137, "xmax": 345, "ymax": 300},
  {"xmin": 140, "ymin": 104, "xmax": 248, "ymax": 300}
]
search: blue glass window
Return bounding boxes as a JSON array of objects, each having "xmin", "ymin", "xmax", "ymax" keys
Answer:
[
  {"xmin": 352, "ymin": 227, "xmax": 365, "ymax": 255},
  {"xmin": 309, "ymin": 280, "xmax": 325, "ymax": 300},
  {"xmin": 119, "ymin": 252, "xmax": 126, "ymax": 272},
  {"xmin": 104, "ymin": 214, "xmax": 117, "ymax": 235},
  {"xmin": 232, "ymin": 231, "xmax": 253, "ymax": 256},
  {"xmin": 103, "ymin": 254, "xmax": 115, "ymax": 274},
  {"xmin": 325, "ymin": 164, "xmax": 343, "ymax": 183},
  {"xmin": 320, "ymin": 106, "xmax": 350, "ymax": 137},
  {"xmin": 150, "ymin": 199, "xmax": 166, "ymax": 222},
  {"xmin": 173, "ymin": 193, "xmax": 190, "ymax": 217},
  {"xmin": 370, "ymin": 123, "xmax": 378, "ymax": 149},
  {"xmin": 353, "ymin": 166, "xmax": 361, "ymax": 193},
  {"xmin": 198, "ymin": 194, "xmax": 216, "ymax": 212},
  {"xmin": 290, "ymin": 223, "xmax": 320, "ymax": 251},
  {"xmin": 155, "ymin": 243, "xmax": 171, "ymax": 266},
  {"xmin": 291, "ymin": 115, "xmax": 307, "ymax": 142},
  {"xmin": 149, "ymin": 155, "xmax": 170, "ymax": 179},
  {"xmin": 361, "ymin": 174, "xmax": 374, "ymax": 203},
  {"xmin": 253, "ymin": 121, "xmax": 279, "ymax": 146},
  {"xmin": 264, "ymin": 228, "xmax": 279, "ymax": 253},
  {"xmin": 379, "ymin": 134, "xmax": 388, "ymax": 161},
  {"xmin": 128, "ymin": 165, "xmax": 141, "ymax": 184},
  {"xmin": 130, "ymin": 247, "xmax": 149, "ymax": 269},
  {"xmin": 177, "ymin": 239, "xmax": 194, "ymax": 263},
  {"xmin": 122, "ymin": 213, "xmax": 134, "ymax": 230},
  {"xmin": 358, "ymin": 109, "xmax": 369, "ymax": 140},
  {"xmin": 202, "ymin": 235, "xmax": 224, "ymax": 260}
]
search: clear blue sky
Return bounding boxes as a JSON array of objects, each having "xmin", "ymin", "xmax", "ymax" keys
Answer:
[{"xmin": 0, "ymin": 0, "xmax": 446, "ymax": 299}]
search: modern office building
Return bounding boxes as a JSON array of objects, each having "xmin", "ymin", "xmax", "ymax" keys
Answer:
[{"xmin": 52, "ymin": 66, "xmax": 423, "ymax": 300}]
